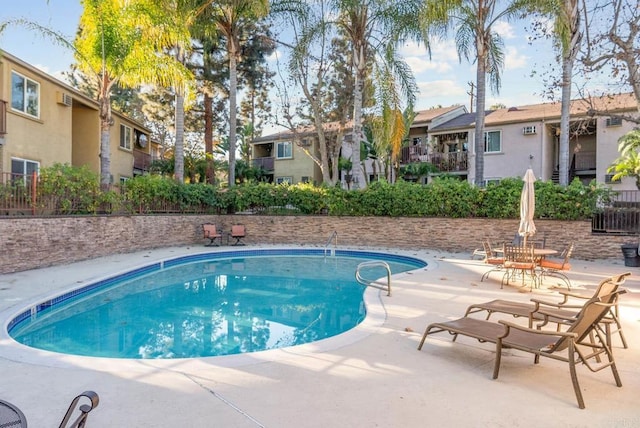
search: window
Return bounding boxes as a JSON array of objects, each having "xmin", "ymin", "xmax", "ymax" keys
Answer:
[
  {"xmin": 301, "ymin": 176, "xmax": 310, "ymax": 183},
  {"xmin": 276, "ymin": 141, "xmax": 292, "ymax": 159},
  {"xmin": 120, "ymin": 124, "xmax": 132, "ymax": 150},
  {"xmin": 484, "ymin": 131, "xmax": 501, "ymax": 153},
  {"xmin": 11, "ymin": 157, "xmax": 39, "ymax": 178},
  {"xmin": 11, "ymin": 71, "xmax": 40, "ymax": 117},
  {"xmin": 276, "ymin": 176, "xmax": 292, "ymax": 184}
]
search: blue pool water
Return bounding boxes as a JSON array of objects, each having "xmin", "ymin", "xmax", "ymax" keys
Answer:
[{"xmin": 8, "ymin": 249, "xmax": 425, "ymax": 359}]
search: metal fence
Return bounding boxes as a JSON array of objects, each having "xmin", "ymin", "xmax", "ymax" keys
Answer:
[{"xmin": 592, "ymin": 190, "xmax": 640, "ymax": 234}]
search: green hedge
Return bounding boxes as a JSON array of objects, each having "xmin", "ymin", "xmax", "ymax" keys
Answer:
[{"xmin": 32, "ymin": 164, "xmax": 612, "ymax": 220}]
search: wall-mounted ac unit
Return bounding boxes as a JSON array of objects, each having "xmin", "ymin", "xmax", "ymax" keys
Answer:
[
  {"xmin": 605, "ymin": 117, "xmax": 622, "ymax": 127},
  {"xmin": 522, "ymin": 126, "xmax": 536, "ymax": 135},
  {"xmin": 605, "ymin": 174, "xmax": 619, "ymax": 184},
  {"xmin": 56, "ymin": 91, "xmax": 72, "ymax": 107}
]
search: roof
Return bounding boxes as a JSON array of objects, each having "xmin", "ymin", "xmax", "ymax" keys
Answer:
[
  {"xmin": 412, "ymin": 105, "xmax": 465, "ymax": 125},
  {"xmin": 485, "ymin": 92, "xmax": 637, "ymax": 125},
  {"xmin": 429, "ymin": 111, "xmax": 494, "ymax": 132},
  {"xmin": 252, "ymin": 120, "xmax": 352, "ymax": 143}
]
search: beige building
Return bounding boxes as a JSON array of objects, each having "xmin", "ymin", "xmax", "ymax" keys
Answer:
[{"xmin": 0, "ymin": 50, "xmax": 152, "ymax": 184}]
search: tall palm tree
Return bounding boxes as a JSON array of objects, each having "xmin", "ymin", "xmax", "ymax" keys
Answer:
[
  {"xmin": 75, "ymin": 0, "xmax": 193, "ymax": 185},
  {"xmin": 334, "ymin": 0, "xmax": 423, "ymax": 189},
  {"xmin": 422, "ymin": 0, "xmax": 531, "ymax": 186},
  {"xmin": 205, "ymin": 0, "xmax": 270, "ymax": 187},
  {"xmin": 554, "ymin": 0, "xmax": 582, "ymax": 186}
]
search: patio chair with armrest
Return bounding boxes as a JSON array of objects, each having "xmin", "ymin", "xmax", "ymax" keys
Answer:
[
  {"xmin": 229, "ymin": 224, "xmax": 246, "ymax": 246},
  {"xmin": 463, "ymin": 272, "xmax": 631, "ymax": 348},
  {"xmin": 203, "ymin": 224, "xmax": 222, "ymax": 246},
  {"xmin": 480, "ymin": 241, "xmax": 505, "ymax": 282},
  {"xmin": 501, "ymin": 243, "xmax": 538, "ymax": 289},
  {"xmin": 538, "ymin": 241, "xmax": 574, "ymax": 289},
  {"xmin": 418, "ymin": 289, "xmax": 625, "ymax": 409}
]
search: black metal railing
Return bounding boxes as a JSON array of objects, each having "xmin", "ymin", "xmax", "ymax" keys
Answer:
[{"xmin": 592, "ymin": 190, "xmax": 640, "ymax": 234}]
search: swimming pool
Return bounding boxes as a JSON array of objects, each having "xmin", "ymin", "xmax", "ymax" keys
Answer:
[{"xmin": 7, "ymin": 249, "xmax": 426, "ymax": 359}]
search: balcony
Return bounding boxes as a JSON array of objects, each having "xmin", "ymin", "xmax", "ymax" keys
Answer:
[
  {"xmin": 429, "ymin": 152, "xmax": 468, "ymax": 172},
  {"xmin": 400, "ymin": 146, "xmax": 428, "ymax": 164},
  {"xmin": 133, "ymin": 151, "xmax": 152, "ymax": 173},
  {"xmin": 252, "ymin": 157, "xmax": 274, "ymax": 171},
  {"xmin": 574, "ymin": 151, "xmax": 596, "ymax": 171}
]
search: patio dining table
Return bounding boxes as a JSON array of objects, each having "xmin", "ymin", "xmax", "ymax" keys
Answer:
[{"xmin": 0, "ymin": 399, "xmax": 27, "ymax": 427}]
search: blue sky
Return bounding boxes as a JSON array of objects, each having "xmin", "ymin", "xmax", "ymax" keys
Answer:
[{"xmin": 1, "ymin": 0, "xmax": 558, "ymax": 115}]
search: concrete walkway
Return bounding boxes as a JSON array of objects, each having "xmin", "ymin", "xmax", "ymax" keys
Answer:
[{"xmin": 1, "ymin": 246, "xmax": 639, "ymax": 427}]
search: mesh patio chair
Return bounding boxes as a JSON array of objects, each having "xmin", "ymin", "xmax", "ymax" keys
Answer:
[{"xmin": 202, "ymin": 224, "xmax": 222, "ymax": 246}]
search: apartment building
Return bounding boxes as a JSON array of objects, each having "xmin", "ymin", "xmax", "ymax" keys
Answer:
[
  {"xmin": 0, "ymin": 50, "xmax": 153, "ymax": 184},
  {"xmin": 253, "ymin": 93, "xmax": 637, "ymax": 189}
]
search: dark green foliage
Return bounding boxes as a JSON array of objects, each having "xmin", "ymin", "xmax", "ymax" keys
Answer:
[{"xmin": 25, "ymin": 165, "xmax": 612, "ymax": 220}]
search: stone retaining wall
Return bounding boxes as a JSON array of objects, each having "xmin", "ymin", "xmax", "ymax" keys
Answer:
[{"xmin": 0, "ymin": 215, "xmax": 634, "ymax": 274}]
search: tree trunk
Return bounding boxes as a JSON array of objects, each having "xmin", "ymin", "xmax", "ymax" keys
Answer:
[
  {"xmin": 228, "ymin": 49, "xmax": 238, "ymax": 187},
  {"xmin": 473, "ymin": 43, "xmax": 487, "ymax": 186},
  {"xmin": 351, "ymin": 55, "xmax": 366, "ymax": 189},
  {"xmin": 204, "ymin": 92, "xmax": 215, "ymax": 184},
  {"xmin": 174, "ymin": 92, "xmax": 185, "ymax": 183},
  {"xmin": 99, "ymin": 76, "xmax": 112, "ymax": 186},
  {"xmin": 559, "ymin": 0, "xmax": 581, "ymax": 186},
  {"xmin": 559, "ymin": 57, "xmax": 573, "ymax": 186}
]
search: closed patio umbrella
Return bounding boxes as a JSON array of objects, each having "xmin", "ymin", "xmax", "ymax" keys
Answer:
[{"xmin": 518, "ymin": 168, "xmax": 537, "ymax": 245}]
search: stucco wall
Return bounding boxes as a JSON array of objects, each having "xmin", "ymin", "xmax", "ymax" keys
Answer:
[{"xmin": 0, "ymin": 215, "xmax": 634, "ymax": 274}]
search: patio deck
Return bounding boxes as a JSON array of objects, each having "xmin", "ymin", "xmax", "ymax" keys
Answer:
[{"xmin": 1, "ymin": 246, "xmax": 638, "ymax": 427}]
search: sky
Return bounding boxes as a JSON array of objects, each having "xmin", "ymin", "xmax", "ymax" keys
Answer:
[{"xmin": 1, "ymin": 0, "xmax": 560, "ymax": 122}]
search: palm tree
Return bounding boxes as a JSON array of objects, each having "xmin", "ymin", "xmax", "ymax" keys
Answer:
[
  {"xmin": 205, "ymin": 0, "xmax": 270, "ymax": 187},
  {"xmin": 422, "ymin": 0, "xmax": 531, "ymax": 186},
  {"xmin": 608, "ymin": 129, "xmax": 640, "ymax": 189},
  {"xmin": 334, "ymin": 0, "xmax": 423, "ymax": 189},
  {"xmin": 75, "ymin": 0, "xmax": 193, "ymax": 185}
]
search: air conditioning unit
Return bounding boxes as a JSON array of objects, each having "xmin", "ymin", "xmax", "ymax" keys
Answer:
[
  {"xmin": 522, "ymin": 126, "xmax": 536, "ymax": 135},
  {"xmin": 604, "ymin": 174, "xmax": 619, "ymax": 184},
  {"xmin": 605, "ymin": 117, "xmax": 622, "ymax": 127},
  {"xmin": 56, "ymin": 91, "xmax": 72, "ymax": 107}
]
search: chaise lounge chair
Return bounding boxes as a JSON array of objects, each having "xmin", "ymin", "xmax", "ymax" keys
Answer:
[
  {"xmin": 464, "ymin": 272, "xmax": 630, "ymax": 347},
  {"xmin": 418, "ymin": 288, "xmax": 625, "ymax": 409}
]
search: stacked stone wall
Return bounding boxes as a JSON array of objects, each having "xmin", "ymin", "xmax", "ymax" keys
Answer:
[{"xmin": 0, "ymin": 215, "xmax": 633, "ymax": 274}]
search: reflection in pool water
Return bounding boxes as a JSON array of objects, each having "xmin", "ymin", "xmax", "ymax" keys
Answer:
[{"xmin": 9, "ymin": 251, "xmax": 425, "ymax": 359}]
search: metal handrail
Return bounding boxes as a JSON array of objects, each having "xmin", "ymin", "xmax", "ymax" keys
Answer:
[
  {"xmin": 324, "ymin": 231, "xmax": 337, "ymax": 257},
  {"xmin": 355, "ymin": 261, "xmax": 392, "ymax": 296}
]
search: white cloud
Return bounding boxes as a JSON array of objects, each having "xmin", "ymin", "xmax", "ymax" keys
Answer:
[
  {"xmin": 406, "ymin": 56, "xmax": 453, "ymax": 74},
  {"xmin": 493, "ymin": 21, "xmax": 516, "ymax": 39},
  {"xmin": 504, "ymin": 46, "xmax": 528, "ymax": 70},
  {"xmin": 417, "ymin": 80, "xmax": 467, "ymax": 99}
]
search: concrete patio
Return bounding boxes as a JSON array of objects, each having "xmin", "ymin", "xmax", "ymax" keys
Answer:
[{"xmin": 1, "ymin": 245, "xmax": 639, "ymax": 427}]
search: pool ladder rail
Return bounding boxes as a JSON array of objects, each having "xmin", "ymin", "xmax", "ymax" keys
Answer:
[
  {"xmin": 355, "ymin": 261, "xmax": 392, "ymax": 296},
  {"xmin": 324, "ymin": 231, "xmax": 338, "ymax": 257},
  {"xmin": 58, "ymin": 391, "xmax": 99, "ymax": 428}
]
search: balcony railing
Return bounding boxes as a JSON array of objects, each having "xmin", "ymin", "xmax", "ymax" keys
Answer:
[
  {"xmin": 428, "ymin": 152, "xmax": 468, "ymax": 172},
  {"xmin": 574, "ymin": 151, "xmax": 596, "ymax": 170},
  {"xmin": 133, "ymin": 151, "xmax": 152, "ymax": 172},
  {"xmin": 252, "ymin": 157, "xmax": 274, "ymax": 171},
  {"xmin": 400, "ymin": 146, "xmax": 429, "ymax": 164}
]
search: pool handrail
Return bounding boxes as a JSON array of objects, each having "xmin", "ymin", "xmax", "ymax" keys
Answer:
[
  {"xmin": 324, "ymin": 231, "xmax": 338, "ymax": 257},
  {"xmin": 355, "ymin": 261, "xmax": 392, "ymax": 296}
]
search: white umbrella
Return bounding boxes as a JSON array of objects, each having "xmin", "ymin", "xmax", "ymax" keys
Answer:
[{"xmin": 518, "ymin": 168, "xmax": 537, "ymax": 245}]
